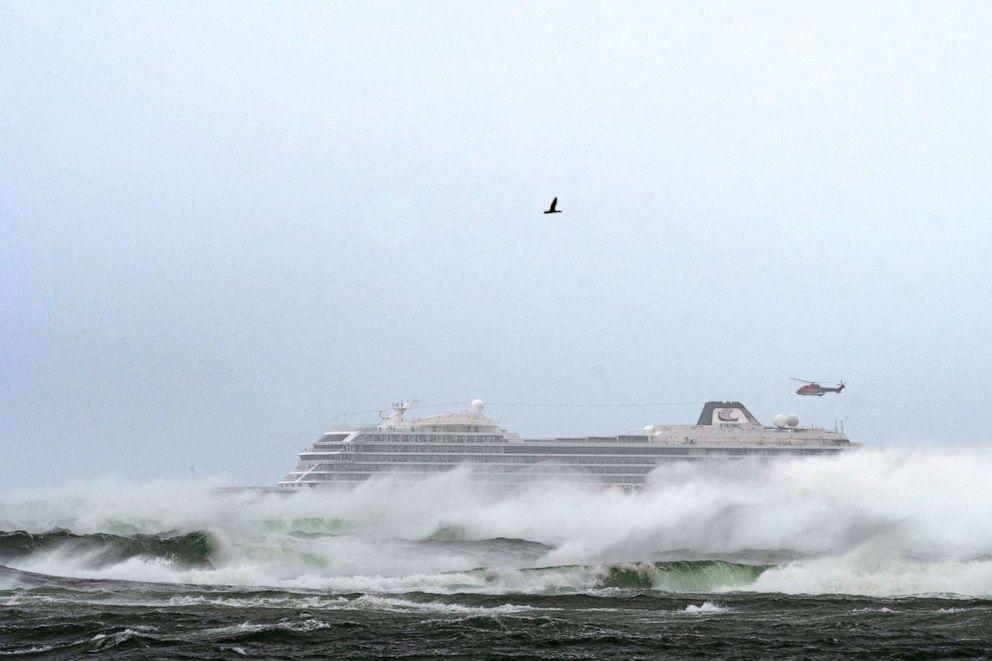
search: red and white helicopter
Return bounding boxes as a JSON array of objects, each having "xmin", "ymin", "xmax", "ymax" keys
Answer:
[{"xmin": 792, "ymin": 378, "xmax": 845, "ymax": 397}]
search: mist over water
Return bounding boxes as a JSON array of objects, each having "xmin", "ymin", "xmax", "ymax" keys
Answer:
[
  {"xmin": 6, "ymin": 449, "xmax": 992, "ymax": 657},
  {"xmin": 3, "ymin": 447, "xmax": 992, "ymax": 598}
]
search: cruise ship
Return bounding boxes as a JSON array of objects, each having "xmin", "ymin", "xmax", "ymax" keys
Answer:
[{"xmin": 278, "ymin": 400, "xmax": 853, "ymax": 489}]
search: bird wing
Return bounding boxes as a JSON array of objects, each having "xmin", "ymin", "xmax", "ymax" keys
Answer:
[{"xmin": 549, "ymin": 197, "xmax": 557, "ymax": 211}]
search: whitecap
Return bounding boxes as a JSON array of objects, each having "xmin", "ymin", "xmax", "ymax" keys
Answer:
[{"xmin": 683, "ymin": 601, "xmax": 727, "ymax": 614}]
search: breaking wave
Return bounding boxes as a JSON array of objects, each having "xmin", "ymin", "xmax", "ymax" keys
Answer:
[
  {"xmin": 467, "ymin": 560, "xmax": 768, "ymax": 592},
  {"xmin": 0, "ymin": 530, "xmax": 214, "ymax": 569},
  {"xmin": 3, "ymin": 447, "xmax": 992, "ymax": 598},
  {"xmin": 684, "ymin": 601, "xmax": 728, "ymax": 613}
]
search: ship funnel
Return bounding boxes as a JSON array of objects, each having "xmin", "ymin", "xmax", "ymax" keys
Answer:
[{"xmin": 696, "ymin": 402, "xmax": 761, "ymax": 426}]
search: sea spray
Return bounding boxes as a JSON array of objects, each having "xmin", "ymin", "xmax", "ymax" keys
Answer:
[{"xmin": 2, "ymin": 448, "xmax": 992, "ymax": 596}]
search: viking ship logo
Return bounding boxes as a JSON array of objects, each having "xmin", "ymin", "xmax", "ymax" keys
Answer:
[{"xmin": 717, "ymin": 409, "xmax": 740, "ymax": 422}]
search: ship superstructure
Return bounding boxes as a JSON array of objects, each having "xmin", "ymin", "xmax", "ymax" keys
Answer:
[{"xmin": 278, "ymin": 400, "xmax": 852, "ymax": 489}]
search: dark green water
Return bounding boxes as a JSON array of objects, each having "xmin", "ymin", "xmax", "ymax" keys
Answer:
[
  {"xmin": 4, "ymin": 455, "xmax": 992, "ymax": 658},
  {"xmin": 3, "ymin": 553, "xmax": 992, "ymax": 659}
]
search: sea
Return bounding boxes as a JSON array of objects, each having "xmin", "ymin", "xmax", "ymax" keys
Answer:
[{"xmin": 3, "ymin": 448, "xmax": 992, "ymax": 659}]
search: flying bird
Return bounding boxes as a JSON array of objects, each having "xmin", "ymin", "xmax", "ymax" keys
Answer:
[{"xmin": 543, "ymin": 197, "xmax": 562, "ymax": 214}]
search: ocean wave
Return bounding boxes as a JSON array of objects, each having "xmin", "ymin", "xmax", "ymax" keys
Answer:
[
  {"xmin": 0, "ymin": 529, "xmax": 214, "ymax": 569},
  {"xmin": 259, "ymin": 560, "xmax": 768, "ymax": 594},
  {"xmin": 0, "ymin": 628, "xmax": 158, "ymax": 656},
  {"xmin": 5, "ymin": 449, "xmax": 992, "ymax": 598},
  {"xmin": 1, "ymin": 557, "xmax": 766, "ymax": 595},
  {"xmin": 683, "ymin": 601, "xmax": 727, "ymax": 613},
  {"xmin": 0, "ymin": 645, "xmax": 57, "ymax": 656},
  {"xmin": 754, "ymin": 549, "xmax": 992, "ymax": 598},
  {"xmin": 165, "ymin": 593, "xmax": 536, "ymax": 614},
  {"xmin": 474, "ymin": 560, "xmax": 768, "ymax": 593},
  {"xmin": 347, "ymin": 594, "xmax": 537, "ymax": 614}
]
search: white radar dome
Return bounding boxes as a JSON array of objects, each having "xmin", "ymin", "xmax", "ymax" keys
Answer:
[
  {"xmin": 773, "ymin": 414, "xmax": 787, "ymax": 428},
  {"xmin": 785, "ymin": 413, "xmax": 800, "ymax": 428},
  {"xmin": 643, "ymin": 425, "xmax": 657, "ymax": 434},
  {"xmin": 471, "ymin": 399, "xmax": 485, "ymax": 414}
]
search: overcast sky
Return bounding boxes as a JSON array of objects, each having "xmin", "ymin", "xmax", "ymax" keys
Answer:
[{"xmin": 2, "ymin": 1, "xmax": 991, "ymax": 488}]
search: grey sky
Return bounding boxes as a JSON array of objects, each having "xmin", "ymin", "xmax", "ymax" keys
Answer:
[{"xmin": 2, "ymin": 1, "xmax": 990, "ymax": 488}]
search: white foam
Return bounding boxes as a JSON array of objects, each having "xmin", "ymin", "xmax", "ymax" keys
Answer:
[
  {"xmin": 166, "ymin": 594, "xmax": 349, "ymax": 610},
  {"xmin": 683, "ymin": 601, "xmax": 727, "ymax": 613},
  {"xmin": 347, "ymin": 594, "xmax": 534, "ymax": 614},
  {"xmin": 5, "ymin": 448, "xmax": 992, "ymax": 597},
  {"xmin": 90, "ymin": 629, "xmax": 146, "ymax": 651},
  {"xmin": 753, "ymin": 547, "xmax": 992, "ymax": 597},
  {"xmin": 195, "ymin": 618, "xmax": 328, "ymax": 638},
  {"xmin": 0, "ymin": 645, "xmax": 56, "ymax": 656}
]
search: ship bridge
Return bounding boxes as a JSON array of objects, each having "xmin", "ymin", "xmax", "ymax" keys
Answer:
[{"xmin": 378, "ymin": 399, "xmax": 502, "ymax": 433}]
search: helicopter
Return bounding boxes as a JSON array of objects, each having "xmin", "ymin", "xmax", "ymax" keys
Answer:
[{"xmin": 792, "ymin": 378, "xmax": 845, "ymax": 396}]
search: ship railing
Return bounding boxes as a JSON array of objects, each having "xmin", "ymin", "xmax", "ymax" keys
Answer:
[
  {"xmin": 649, "ymin": 438, "xmax": 849, "ymax": 448},
  {"xmin": 291, "ymin": 461, "xmax": 325, "ymax": 483}
]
